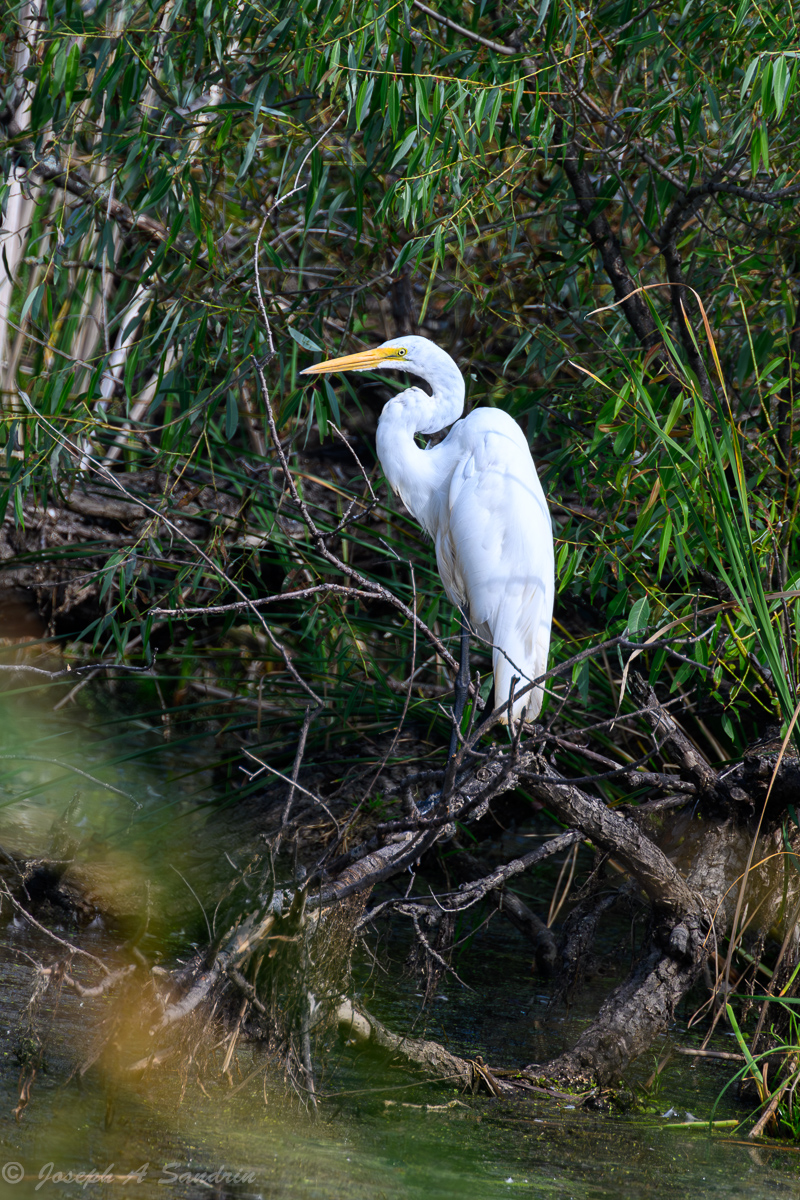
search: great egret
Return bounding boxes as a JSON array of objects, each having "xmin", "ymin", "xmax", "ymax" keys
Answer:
[{"xmin": 301, "ymin": 335, "xmax": 554, "ymax": 730}]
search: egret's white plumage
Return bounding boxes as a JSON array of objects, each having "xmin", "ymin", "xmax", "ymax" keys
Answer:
[{"xmin": 301, "ymin": 335, "xmax": 554, "ymax": 722}]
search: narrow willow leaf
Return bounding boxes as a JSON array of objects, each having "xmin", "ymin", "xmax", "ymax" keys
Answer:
[
  {"xmin": 657, "ymin": 513, "xmax": 673, "ymax": 578},
  {"xmin": 761, "ymin": 58, "xmax": 774, "ymax": 117},
  {"xmin": 415, "ymin": 75, "xmax": 430, "ymax": 124},
  {"xmin": 740, "ymin": 56, "xmax": 760, "ymax": 101},
  {"xmin": 225, "ymin": 393, "xmax": 239, "ymax": 440},
  {"xmin": 20, "ymin": 282, "xmax": 43, "ymax": 324},
  {"xmin": 187, "ymin": 179, "xmax": 202, "ymax": 238},
  {"xmin": 236, "ymin": 123, "xmax": 262, "ymax": 182},
  {"xmin": 759, "ymin": 121, "xmax": 770, "ymax": 171},
  {"xmin": 288, "ymin": 326, "xmax": 322, "ymax": 352},
  {"xmin": 673, "ymin": 107, "xmax": 684, "ymax": 151},
  {"xmin": 388, "ymin": 79, "xmax": 400, "ymax": 138},
  {"xmin": 487, "ymin": 89, "xmax": 502, "ymax": 141},
  {"xmin": 324, "ymin": 377, "xmax": 341, "ymax": 426},
  {"xmin": 390, "ymin": 128, "xmax": 416, "ymax": 169},
  {"xmin": 773, "ymin": 55, "xmax": 789, "ymax": 116},
  {"xmin": 511, "ymin": 76, "xmax": 524, "ymax": 122},
  {"xmin": 315, "ymin": 389, "xmax": 328, "ymax": 440},
  {"xmin": 64, "ymin": 42, "xmax": 80, "ymax": 108},
  {"xmin": 355, "ymin": 77, "xmax": 374, "ymax": 130},
  {"xmin": 733, "ymin": 0, "xmax": 751, "ymax": 32}
]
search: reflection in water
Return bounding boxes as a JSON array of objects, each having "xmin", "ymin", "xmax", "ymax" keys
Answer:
[{"xmin": 0, "ymin": 688, "xmax": 795, "ymax": 1199}]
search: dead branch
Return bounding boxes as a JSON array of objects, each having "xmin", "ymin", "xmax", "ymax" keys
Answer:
[
  {"xmin": 44, "ymin": 964, "xmax": 137, "ymax": 998},
  {"xmin": 629, "ymin": 674, "xmax": 722, "ymax": 797},
  {"xmin": 336, "ymin": 998, "xmax": 513, "ymax": 1093}
]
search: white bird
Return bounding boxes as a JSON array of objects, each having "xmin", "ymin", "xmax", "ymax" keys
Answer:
[{"xmin": 301, "ymin": 335, "xmax": 554, "ymax": 727}]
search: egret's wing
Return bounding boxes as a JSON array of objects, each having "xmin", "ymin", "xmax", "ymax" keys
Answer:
[{"xmin": 442, "ymin": 412, "xmax": 554, "ymax": 718}]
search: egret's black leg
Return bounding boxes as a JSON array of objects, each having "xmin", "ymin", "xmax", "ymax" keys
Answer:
[{"xmin": 448, "ymin": 608, "xmax": 471, "ymax": 759}]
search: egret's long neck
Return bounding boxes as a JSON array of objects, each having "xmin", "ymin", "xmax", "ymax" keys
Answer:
[{"xmin": 375, "ymin": 364, "xmax": 464, "ymax": 530}]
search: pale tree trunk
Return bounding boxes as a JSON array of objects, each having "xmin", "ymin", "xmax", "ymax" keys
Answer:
[
  {"xmin": 74, "ymin": 1, "xmax": 165, "ymax": 464},
  {"xmin": 0, "ymin": 0, "xmax": 44, "ymax": 412}
]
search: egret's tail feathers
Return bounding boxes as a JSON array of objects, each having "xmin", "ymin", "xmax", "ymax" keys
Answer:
[
  {"xmin": 492, "ymin": 627, "xmax": 550, "ymax": 724},
  {"xmin": 493, "ymin": 654, "xmax": 541, "ymax": 723}
]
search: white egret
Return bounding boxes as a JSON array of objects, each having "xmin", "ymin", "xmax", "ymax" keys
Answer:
[{"xmin": 301, "ymin": 335, "xmax": 554, "ymax": 733}]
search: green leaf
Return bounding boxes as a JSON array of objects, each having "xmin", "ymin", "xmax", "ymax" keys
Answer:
[
  {"xmin": 740, "ymin": 56, "xmax": 760, "ymax": 101},
  {"xmin": 236, "ymin": 123, "xmax": 262, "ymax": 182},
  {"xmin": 627, "ymin": 597, "xmax": 651, "ymax": 639},
  {"xmin": 187, "ymin": 178, "xmax": 202, "ymax": 238},
  {"xmin": 670, "ymin": 660, "xmax": 694, "ymax": 693},
  {"xmin": 324, "ymin": 377, "xmax": 341, "ymax": 426},
  {"xmin": 761, "ymin": 58, "xmax": 774, "ymax": 118},
  {"xmin": 143, "ymin": 169, "xmax": 173, "ymax": 210},
  {"xmin": 511, "ymin": 76, "xmax": 524, "ymax": 123},
  {"xmin": 390, "ymin": 129, "xmax": 417, "ymax": 169},
  {"xmin": 288, "ymin": 326, "xmax": 322, "ymax": 352},
  {"xmin": 415, "ymin": 76, "xmax": 430, "ymax": 124},
  {"xmin": 474, "ymin": 90, "xmax": 488, "ymax": 128},
  {"xmin": 355, "ymin": 77, "xmax": 375, "ymax": 131},
  {"xmin": 726, "ymin": 1005, "xmax": 764, "ymax": 1093},
  {"xmin": 657, "ymin": 513, "xmax": 673, "ymax": 578},
  {"xmin": 250, "ymin": 73, "xmax": 269, "ymax": 120},
  {"xmin": 571, "ymin": 658, "xmax": 589, "ymax": 704},
  {"xmin": 388, "ymin": 80, "xmax": 400, "ymax": 138},
  {"xmin": 395, "ymin": 238, "xmax": 423, "ymax": 272},
  {"xmin": 732, "ymin": 0, "xmax": 751, "ymax": 33},
  {"xmin": 772, "ymin": 55, "xmax": 789, "ymax": 117},
  {"xmin": 487, "ymin": 89, "xmax": 503, "ymax": 142},
  {"xmin": 225, "ymin": 393, "xmax": 238, "ymax": 440},
  {"xmin": 673, "ymin": 108, "xmax": 684, "ymax": 152},
  {"xmin": 315, "ymin": 389, "xmax": 328, "ymax": 440},
  {"xmin": 64, "ymin": 42, "xmax": 80, "ymax": 108},
  {"xmin": 536, "ymin": 0, "xmax": 553, "ymax": 33},
  {"xmin": 20, "ymin": 282, "xmax": 44, "ymax": 324},
  {"xmin": 759, "ymin": 121, "xmax": 769, "ymax": 171}
]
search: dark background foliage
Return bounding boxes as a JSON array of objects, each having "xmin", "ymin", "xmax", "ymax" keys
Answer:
[{"xmin": 2, "ymin": 0, "xmax": 799, "ymax": 791}]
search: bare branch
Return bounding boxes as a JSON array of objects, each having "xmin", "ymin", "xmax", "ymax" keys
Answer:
[{"xmin": 412, "ymin": 0, "xmax": 518, "ymax": 56}]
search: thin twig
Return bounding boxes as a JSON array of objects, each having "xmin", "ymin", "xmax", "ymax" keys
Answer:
[
  {"xmin": 0, "ymin": 754, "xmax": 142, "ymax": 807},
  {"xmin": 244, "ymin": 751, "xmax": 340, "ymax": 836},
  {"xmin": 411, "ymin": 0, "xmax": 517, "ymax": 56},
  {"xmin": 280, "ymin": 704, "xmax": 322, "ymax": 831},
  {"xmin": 0, "ymin": 884, "xmax": 111, "ymax": 974}
]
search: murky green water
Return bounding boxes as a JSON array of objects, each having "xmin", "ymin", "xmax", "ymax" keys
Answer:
[{"xmin": 0, "ymin": 685, "xmax": 798, "ymax": 1199}]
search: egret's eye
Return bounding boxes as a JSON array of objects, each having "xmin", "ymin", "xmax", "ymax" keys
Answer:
[{"xmin": 396, "ymin": 347, "xmax": 407, "ymax": 357}]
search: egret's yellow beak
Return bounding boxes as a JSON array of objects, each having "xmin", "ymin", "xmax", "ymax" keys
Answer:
[{"xmin": 300, "ymin": 346, "xmax": 403, "ymax": 375}]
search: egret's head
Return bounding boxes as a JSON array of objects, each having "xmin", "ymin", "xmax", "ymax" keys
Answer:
[
  {"xmin": 300, "ymin": 335, "xmax": 441, "ymax": 380},
  {"xmin": 301, "ymin": 335, "xmax": 465, "ymax": 427}
]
